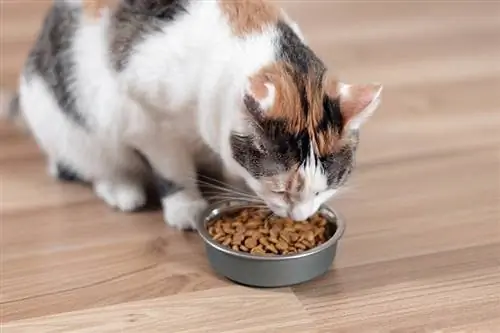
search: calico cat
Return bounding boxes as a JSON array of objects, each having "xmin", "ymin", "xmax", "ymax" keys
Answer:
[{"xmin": 8, "ymin": 0, "xmax": 382, "ymax": 230}]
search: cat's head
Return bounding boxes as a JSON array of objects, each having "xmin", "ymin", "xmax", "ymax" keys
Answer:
[{"xmin": 230, "ymin": 62, "xmax": 382, "ymax": 220}]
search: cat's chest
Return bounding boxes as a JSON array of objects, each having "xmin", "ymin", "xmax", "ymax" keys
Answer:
[{"xmin": 121, "ymin": 96, "xmax": 202, "ymax": 148}]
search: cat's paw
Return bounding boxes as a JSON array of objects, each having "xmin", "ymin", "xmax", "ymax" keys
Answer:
[
  {"xmin": 162, "ymin": 191, "xmax": 208, "ymax": 230},
  {"xmin": 94, "ymin": 181, "xmax": 146, "ymax": 212}
]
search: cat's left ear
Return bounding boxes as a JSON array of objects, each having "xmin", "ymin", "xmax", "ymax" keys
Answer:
[
  {"xmin": 338, "ymin": 82, "xmax": 383, "ymax": 132},
  {"xmin": 243, "ymin": 76, "xmax": 276, "ymax": 122}
]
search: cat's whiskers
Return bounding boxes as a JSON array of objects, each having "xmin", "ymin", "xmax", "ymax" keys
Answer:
[
  {"xmin": 189, "ymin": 177, "xmax": 251, "ymax": 198},
  {"xmin": 208, "ymin": 197, "xmax": 267, "ymax": 209},
  {"xmin": 205, "ymin": 194, "xmax": 264, "ymax": 204},
  {"xmin": 183, "ymin": 173, "xmax": 269, "ymax": 208},
  {"xmin": 200, "ymin": 185, "xmax": 252, "ymax": 198},
  {"xmin": 208, "ymin": 198, "xmax": 265, "ymax": 207},
  {"xmin": 201, "ymin": 186, "xmax": 260, "ymax": 200},
  {"xmin": 211, "ymin": 193, "xmax": 263, "ymax": 204},
  {"xmin": 196, "ymin": 173, "xmax": 244, "ymax": 191},
  {"xmin": 202, "ymin": 190, "xmax": 261, "ymax": 201},
  {"xmin": 186, "ymin": 175, "xmax": 262, "ymax": 202},
  {"xmin": 195, "ymin": 173, "xmax": 247, "ymax": 194}
]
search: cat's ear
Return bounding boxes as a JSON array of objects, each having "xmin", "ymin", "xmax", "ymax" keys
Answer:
[
  {"xmin": 325, "ymin": 78, "xmax": 382, "ymax": 132},
  {"xmin": 243, "ymin": 76, "xmax": 276, "ymax": 122},
  {"xmin": 337, "ymin": 82, "xmax": 383, "ymax": 132}
]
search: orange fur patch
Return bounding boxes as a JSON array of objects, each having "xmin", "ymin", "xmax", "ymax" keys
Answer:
[
  {"xmin": 315, "ymin": 130, "xmax": 343, "ymax": 157},
  {"xmin": 83, "ymin": 0, "xmax": 118, "ymax": 19},
  {"xmin": 315, "ymin": 76, "xmax": 343, "ymax": 155},
  {"xmin": 286, "ymin": 171, "xmax": 304, "ymax": 195},
  {"xmin": 249, "ymin": 63, "xmax": 344, "ymax": 157},
  {"xmin": 83, "ymin": 0, "xmax": 101, "ymax": 18},
  {"xmin": 219, "ymin": 0, "xmax": 280, "ymax": 36},
  {"xmin": 250, "ymin": 62, "xmax": 303, "ymax": 130}
]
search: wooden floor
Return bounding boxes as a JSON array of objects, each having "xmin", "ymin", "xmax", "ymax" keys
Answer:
[{"xmin": 1, "ymin": 1, "xmax": 500, "ymax": 332}]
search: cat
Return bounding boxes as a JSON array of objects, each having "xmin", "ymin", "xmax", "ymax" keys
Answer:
[{"xmin": 7, "ymin": 0, "xmax": 382, "ymax": 230}]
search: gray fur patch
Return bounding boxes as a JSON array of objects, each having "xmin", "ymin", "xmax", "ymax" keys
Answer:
[
  {"xmin": 25, "ymin": 2, "xmax": 88, "ymax": 129},
  {"xmin": 109, "ymin": 0, "xmax": 188, "ymax": 71}
]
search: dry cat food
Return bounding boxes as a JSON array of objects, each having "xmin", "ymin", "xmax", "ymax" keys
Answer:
[{"xmin": 207, "ymin": 208, "xmax": 334, "ymax": 255}]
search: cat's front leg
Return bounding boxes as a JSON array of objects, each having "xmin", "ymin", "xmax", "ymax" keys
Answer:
[
  {"xmin": 153, "ymin": 172, "xmax": 208, "ymax": 231},
  {"xmin": 136, "ymin": 137, "xmax": 207, "ymax": 230}
]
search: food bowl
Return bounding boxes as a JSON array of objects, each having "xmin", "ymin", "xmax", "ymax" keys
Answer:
[{"xmin": 196, "ymin": 201, "xmax": 346, "ymax": 287}]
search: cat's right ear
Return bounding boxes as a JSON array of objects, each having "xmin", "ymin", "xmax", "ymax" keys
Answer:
[
  {"xmin": 338, "ymin": 82, "xmax": 382, "ymax": 132},
  {"xmin": 243, "ymin": 76, "xmax": 276, "ymax": 122},
  {"xmin": 324, "ymin": 76, "xmax": 382, "ymax": 132}
]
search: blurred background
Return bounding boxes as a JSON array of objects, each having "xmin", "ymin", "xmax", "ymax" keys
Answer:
[{"xmin": 1, "ymin": 0, "xmax": 499, "ymax": 331}]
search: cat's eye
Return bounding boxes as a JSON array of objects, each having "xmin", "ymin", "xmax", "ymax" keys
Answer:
[
  {"xmin": 272, "ymin": 190, "xmax": 286, "ymax": 195},
  {"xmin": 314, "ymin": 192, "xmax": 320, "ymax": 196},
  {"xmin": 253, "ymin": 141, "xmax": 266, "ymax": 153}
]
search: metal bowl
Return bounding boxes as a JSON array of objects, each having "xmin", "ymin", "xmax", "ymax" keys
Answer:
[{"xmin": 196, "ymin": 201, "xmax": 346, "ymax": 288}]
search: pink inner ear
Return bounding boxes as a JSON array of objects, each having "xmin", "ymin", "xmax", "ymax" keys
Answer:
[
  {"xmin": 249, "ymin": 75, "xmax": 269, "ymax": 101},
  {"xmin": 339, "ymin": 83, "xmax": 381, "ymax": 123},
  {"xmin": 244, "ymin": 75, "xmax": 271, "ymax": 122}
]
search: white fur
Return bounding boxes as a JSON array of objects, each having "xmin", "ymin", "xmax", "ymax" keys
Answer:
[{"xmin": 17, "ymin": 1, "xmax": 366, "ymax": 228}]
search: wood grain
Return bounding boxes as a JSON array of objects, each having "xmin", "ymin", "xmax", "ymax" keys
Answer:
[
  {"xmin": 1, "ymin": 287, "xmax": 318, "ymax": 333},
  {"xmin": 1, "ymin": 0, "xmax": 499, "ymax": 332}
]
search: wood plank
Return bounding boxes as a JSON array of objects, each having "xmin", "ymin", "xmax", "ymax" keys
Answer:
[
  {"xmin": 1, "ymin": 287, "xmax": 317, "ymax": 333},
  {"xmin": 294, "ymin": 244, "xmax": 500, "ymax": 333}
]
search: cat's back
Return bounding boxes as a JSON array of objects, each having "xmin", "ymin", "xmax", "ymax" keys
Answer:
[
  {"xmin": 111, "ymin": 0, "xmax": 285, "ymax": 57},
  {"xmin": 113, "ymin": 0, "xmax": 296, "ymax": 66},
  {"xmin": 115, "ymin": 0, "xmax": 299, "ymax": 107}
]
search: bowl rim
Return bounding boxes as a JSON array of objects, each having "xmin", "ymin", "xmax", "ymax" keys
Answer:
[{"xmin": 196, "ymin": 201, "xmax": 346, "ymax": 261}]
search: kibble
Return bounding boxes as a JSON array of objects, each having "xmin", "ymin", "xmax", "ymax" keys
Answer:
[{"xmin": 207, "ymin": 208, "xmax": 332, "ymax": 256}]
